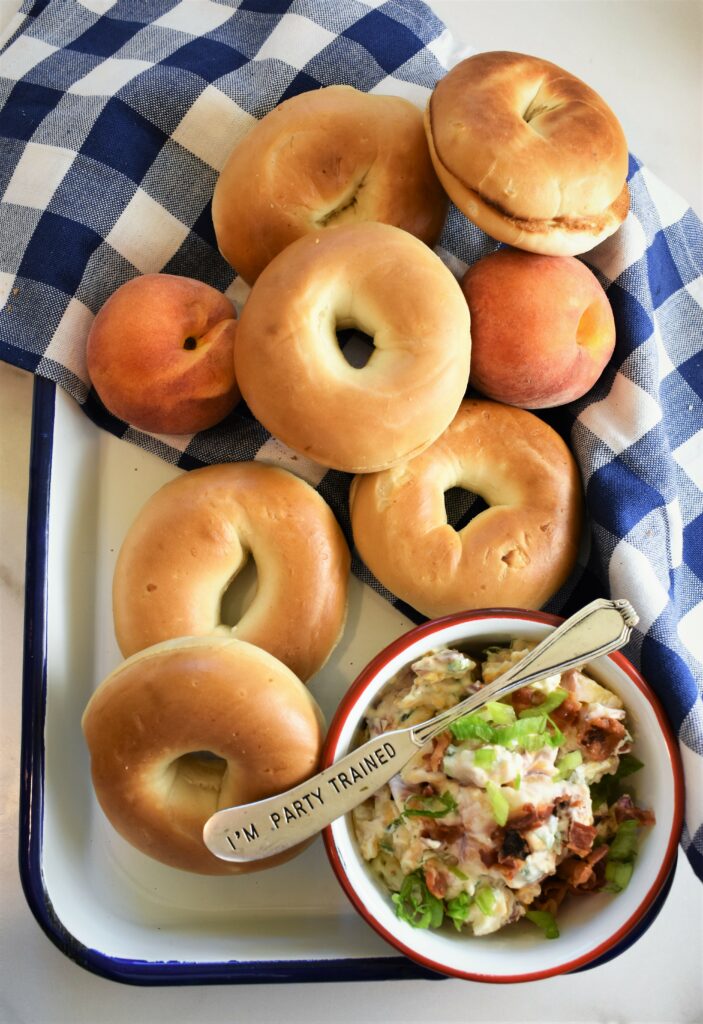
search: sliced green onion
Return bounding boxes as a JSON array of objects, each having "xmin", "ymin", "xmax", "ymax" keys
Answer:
[
  {"xmin": 519, "ymin": 688, "xmax": 568, "ymax": 718},
  {"xmin": 449, "ymin": 714, "xmax": 495, "ymax": 743},
  {"xmin": 616, "ymin": 754, "xmax": 645, "ymax": 778},
  {"xmin": 446, "ymin": 863, "xmax": 469, "ymax": 880},
  {"xmin": 392, "ymin": 786, "xmax": 458, "ymax": 827},
  {"xmin": 485, "ymin": 780, "xmax": 509, "ymax": 826},
  {"xmin": 604, "ymin": 859, "xmax": 634, "ymax": 892},
  {"xmin": 493, "ymin": 715, "xmax": 547, "ymax": 746},
  {"xmin": 554, "ymin": 750, "xmax": 583, "ymax": 780},
  {"xmin": 445, "ymin": 892, "xmax": 472, "ymax": 931},
  {"xmin": 608, "ymin": 818, "xmax": 640, "ymax": 861},
  {"xmin": 474, "ymin": 747, "xmax": 497, "ymax": 768},
  {"xmin": 483, "ymin": 701, "xmax": 516, "ymax": 725},
  {"xmin": 391, "ymin": 870, "xmax": 444, "ymax": 929},
  {"xmin": 474, "ymin": 885, "xmax": 496, "ymax": 916},
  {"xmin": 525, "ymin": 909, "xmax": 560, "ymax": 939},
  {"xmin": 513, "ymin": 774, "xmax": 521, "ymax": 790}
]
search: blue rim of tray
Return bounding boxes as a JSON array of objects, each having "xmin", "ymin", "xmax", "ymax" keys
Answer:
[{"xmin": 17, "ymin": 376, "xmax": 677, "ymax": 987}]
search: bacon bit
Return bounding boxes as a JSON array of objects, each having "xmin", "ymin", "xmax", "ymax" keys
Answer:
[
  {"xmin": 507, "ymin": 802, "xmax": 554, "ymax": 832},
  {"xmin": 557, "ymin": 856, "xmax": 597, "ymax": 889},
  {"xmin": 511, "ymin": 686, "xmax": 543, "ymax": 715},
  {"xmin": 480, "ymin": 847, "xmax": 498, "ymax": 868},
  {"xmin": 532, "ymin": 877, "xmax": 569, "ymax": 915},
  {"xmin": 567, "ymin": 821, "xmax": 597, "ymax": 856},
  {"xmin": 427, "ymin": 732, "xmax": 451, "ymax": 772},
  {"xmin": 501, "ymin": 829, "xmax": 529, "ymax": 860},
  {"xmin": 551, "ymin": 692, "xmax": 581, "ymax": 729},
  {"xmin": 579, "ymin": 715, "xmax": 626, "ymax": 760},
  {"xmin": 613, "ymin": 793, "xmax": 656, "ymax": 826},
  {"xmin": 495, "ymin": 856, "xmax": 523, "ymax": 879},
  {"xmin": 424, "ymin": 861, "xmax": 448, "ymax": 898},
  {"xmin": 420, "ymin": 821, "xmax": 464, "ymax": 844}
]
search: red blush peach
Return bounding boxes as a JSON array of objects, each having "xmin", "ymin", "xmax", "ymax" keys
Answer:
[
  {"xmin": 87, "ymin": 273, "xmax": 239, "ymax": 434},
  {"xmin": 461, "ymin": 249, "xmax": 616, "ymax": 409}
]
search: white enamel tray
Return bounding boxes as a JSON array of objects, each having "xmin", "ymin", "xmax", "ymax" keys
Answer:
[{"xmin": 20, "ymin": 379, "xmax": 675, "ymax": 985}]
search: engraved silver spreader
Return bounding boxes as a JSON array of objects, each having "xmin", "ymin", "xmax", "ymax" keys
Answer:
[{"xmin": 203, "ymin": 598, "xmax": 638, "ymax": 863}]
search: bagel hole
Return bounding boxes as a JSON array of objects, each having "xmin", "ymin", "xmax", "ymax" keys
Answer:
[
  {"xmin": 170, "ymin": 751, "xmax": 228, "ymax": 796},
  {"xmin": 443, "ymin": 486, "xmax": 489, "ymax": 531},
  {"xmin": 182, "ymin": 335, "xmax": 197, "ymax": 350},
  {"xmin": 336, "ymin": 328, "xmax": 375, "ymax": 368},
  {"xmin": 220, "ymin": 555, "xmax": 258, "ymax": 627}
]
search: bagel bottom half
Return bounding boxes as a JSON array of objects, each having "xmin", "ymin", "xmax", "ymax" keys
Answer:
[{"xmin": 82, "ymin": 637, "xmax": 325, "ymax": 875}]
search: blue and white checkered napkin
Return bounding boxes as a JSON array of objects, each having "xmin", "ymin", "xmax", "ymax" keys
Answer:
[{"xmin": 1, "ymin": 0, "xmax": 701, "ymax": 879}]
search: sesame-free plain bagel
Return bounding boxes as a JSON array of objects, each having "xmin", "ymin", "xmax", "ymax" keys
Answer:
[
  {"xmin": 425, "ymin": 52, "xmax": 629, "ymax": 256},
  {"xmin": 234, "ymin": 222, "xmax": 472, "ymax": 473},
  {"xmin": 350, "ymin": 399, "xmax": 583, "ymax": 616},
  {"xmin": 113, "ymin": 462, "xmax": 350, "ymax": 681},
  {"xmin": 82, "ymin": 637, "xmax": 324, "ymax": 874},
  {"xmin": 212, "ymin": 84, "xmax": 448, "ymax": 284}
]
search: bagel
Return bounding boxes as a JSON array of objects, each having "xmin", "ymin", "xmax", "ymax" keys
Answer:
[
  {"xmin": 234, "ymin": 222, "xmax": 472, "ymax": 473},
  {"xmin": 81, "ymin": 637, "xmax": 324, "ymax": 874},
  {"xmin": 212, "ymin": 84, "xmax": 448, "ymax": 284},
  {"xmin": 113, "ymin": 462, "xmax": 350, "ymax": 681},
  {"xmin": 425, "ymin": 52, "xmax": 629, "ymax": 256},
  {"xmin": 349, "ymin": 399, "xmax": 583, "ymax": 616},
  {"xmin": 87, "ymin": 274, "xmax": 239, "ymax": 435}
]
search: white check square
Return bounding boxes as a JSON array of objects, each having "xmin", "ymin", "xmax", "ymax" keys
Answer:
[
  {"xmin": 106, "ymin": 188, "xmax": 189, "ymax": 273},
  {"xmin": 0, "ymin": 35, "xmax": 57, "ymax": 80},
  {"xmin": 2, "ymin": 143, "xmax": 76, "ymax": 210},
  {"xmin": 587, "ymin": 212, "xmax": 648, "ymax": 285},
  {"xmin": 172, "ymin": 85, "xmax": 256, "ymax": 171},
  {"xmin": 578, "ymin": 371, "xmax": 662, "ymax": 455},
  {"xmin": 154, "ymin": 0, "xmax": 234, "ymax": 35},
  {"xmin": 68, "ymin": 57, "xmax": 153, "ymax": 96},
  {"xmin": 43, "ymin": 297, "xmax": 94, "ymax": 385},
  {"xmin": 608, "ymin": 537, "xmax": 669, "ymax": 634},
  {"xmin": 673, "ymin": 430, "xmax": 703, "ymax": 491},
  {"xmin": 255, "ymin": 13, "xmax": 336, "ymax": 70}
]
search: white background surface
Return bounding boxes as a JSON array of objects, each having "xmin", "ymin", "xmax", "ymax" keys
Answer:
[{"xmin": 1, "ymin": 1, "xmax": 702, "ymax": 1022}]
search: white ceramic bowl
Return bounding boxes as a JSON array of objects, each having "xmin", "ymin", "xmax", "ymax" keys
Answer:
[{"xmin": 322, "ymin": 609, "xmax": 684, "ymax": 983}]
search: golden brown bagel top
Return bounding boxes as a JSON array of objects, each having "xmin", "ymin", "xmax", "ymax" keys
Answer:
[
  {"xmin": 212, "ymin": 84, "xmax": 448, "ymax": 284},
  {"xmin": 427, "ymin": 51, "xmax": 629, "ymax": 225},
  {"xmin": 233, "ymin": 222, "xmax": 472, "ymax": 474},
  {"xmin": 113, "ymin": 462, "xmax": 350, "ymax": 681},
  {"xmin": 349, "ymin": 399, "xmax": 583, "ymax": 617},
  {"xmin": 82, "ymin": 636, "xmax": 324, "ymax": 874}
]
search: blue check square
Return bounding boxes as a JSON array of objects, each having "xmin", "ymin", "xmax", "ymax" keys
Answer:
[
  {"xmin": 81, "ymin": 97, "xmax": 166, "ymax": 183},
  {"xmin": 163, "ymin": 37, "xmax": 247, "ymax": 83},
  {"xmin": 343, "ymin": 9, "xmax": 424, "ymax": 73}
]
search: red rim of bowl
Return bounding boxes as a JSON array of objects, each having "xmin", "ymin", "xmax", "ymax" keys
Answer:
[{"xmin": 321, "ymin": 607, "xmax": 685, "ymax": 984}]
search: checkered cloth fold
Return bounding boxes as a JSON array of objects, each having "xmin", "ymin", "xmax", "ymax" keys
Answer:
[{"xmin": 1, "ymin": 0, "xmax": 701, "ymax": 880}]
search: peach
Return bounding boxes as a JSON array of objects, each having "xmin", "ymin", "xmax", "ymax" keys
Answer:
[
  {"xmin": 461, "ymin": 249, "xmax": 616, "ymax": 408},
  {"xmin": 87, "ymin": 273, "xmax": 239, "ymax": 434}
]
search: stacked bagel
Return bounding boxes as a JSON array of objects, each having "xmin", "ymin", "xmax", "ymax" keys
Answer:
[{"xmin": 84, "ymin": 53, "xmax": 628, "ymax": 875}]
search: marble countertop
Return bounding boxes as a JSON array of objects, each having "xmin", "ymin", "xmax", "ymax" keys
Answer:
[{"xmin": 1, "ymin": 3, "xmax": 702, "ymax": 1022}]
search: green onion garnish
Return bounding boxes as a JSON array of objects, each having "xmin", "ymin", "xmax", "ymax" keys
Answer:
[
  {"xmin": 445, "ymin": 892, "xmax": 472, "ymax": 930},
  {"xmin": 604, "ymin": 859, "xmax": 634, "ymax": 892},
  {"xmin": 554, "ymin": 750, "xmax": 583, "ymax": 780},
  {"xmin": 519, "ymin": 688, "xmax": 568, "ymax": 718},
  {"xmin": 474, "ymin": 747, "xmax": 496, "ymax": 768},
  {"xmin": 513, "ymin": 774, "xmax": 521, "ymax": 790},
  {"xmin": 616, "ymin": 753, "xmax": 645, "ymax": 778},
  {"xmin": 392, "ymin": 790, "xmax": 458, "ymax": 828},
  {"xmin": 483, "ymin": 701, "xmax": 516, "ymax": 725},
  {"xmin": 449, "ymin": 714, "xmax": 495, "ymax": 743},
  {"xmin": 525, "ymin": 909, "xmax": 560, "ymax": 939},
  {"xmin": 391, "ymin": 870, "xmax": 444, "ymax": 929},
  {"xmin": 474, "ymin": 885, "xmax": 496, "ymax": 916},
  {"xmin": 485, "ymin": 780, "xmax": 509, "ymax": 826},
  {"xmin": 608, "ymin": 818, "xmax": 639, "ymax": 861}
]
